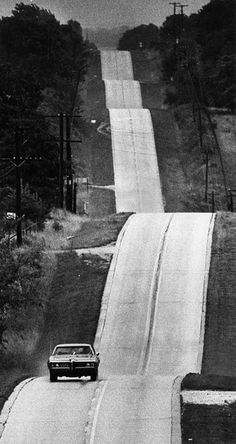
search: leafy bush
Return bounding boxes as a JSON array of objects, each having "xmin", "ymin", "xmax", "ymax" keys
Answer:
[{"xmin": 0, "ymin": 238, "xmax": 56, "ymax": 366}]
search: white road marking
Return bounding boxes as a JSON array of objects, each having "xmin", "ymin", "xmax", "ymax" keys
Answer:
[{"xmin": 88, "ymin": 381, "xmax": 109, "ymax": 444}]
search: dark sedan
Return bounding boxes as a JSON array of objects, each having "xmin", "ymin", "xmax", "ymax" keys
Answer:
[{"xmin": 47, "ymin": 343, "xmax": 100, "ymax": 382}]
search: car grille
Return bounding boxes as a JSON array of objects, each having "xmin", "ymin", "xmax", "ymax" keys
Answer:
[
  {"xmin": 74, "ymin": 362, "xmax": 92, "ymax": 368},
  {"xmin": 52, "ymin": 363, "xmax": 70, "ymax": 368}
]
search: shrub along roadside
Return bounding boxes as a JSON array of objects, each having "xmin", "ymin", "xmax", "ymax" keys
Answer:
[{"xmin": 0, "ymin": 239, "xmax": 56, "ymax": 363}]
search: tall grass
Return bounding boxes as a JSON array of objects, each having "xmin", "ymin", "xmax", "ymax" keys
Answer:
[{"xmin": 34, "ymin": 209, "xmax": 83, "ymax": 250}]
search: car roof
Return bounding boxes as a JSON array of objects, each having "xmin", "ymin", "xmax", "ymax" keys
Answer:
[{"xmin": 54, "ymin": 343, "xmax": 93, "ymax": 347}]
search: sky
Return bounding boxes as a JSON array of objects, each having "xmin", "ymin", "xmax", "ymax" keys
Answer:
[{"xmin": 0, "ymin": 0, "xmax": 210, "ymax": 29}]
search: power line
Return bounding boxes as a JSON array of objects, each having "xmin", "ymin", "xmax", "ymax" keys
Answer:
[{"xmin": 0, "ymin": 165, "xmax": 16, "ymax": 182}]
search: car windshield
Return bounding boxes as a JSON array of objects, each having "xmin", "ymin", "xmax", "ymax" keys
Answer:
[{"xmin": 54, "ymin": 346, "xmax": 92, "ymax": 355}]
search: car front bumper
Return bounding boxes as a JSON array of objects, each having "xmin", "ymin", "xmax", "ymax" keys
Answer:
[{"xmin": 48, "ymin": 363, "xmax": 98, "ymax": 377}]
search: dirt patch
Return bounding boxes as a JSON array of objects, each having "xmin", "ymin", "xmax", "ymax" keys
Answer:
[
  {"xmin": 202, "ymin": 212, "xmax": 236, "ymax": 376},
  {"xmin": 31, "ymin": 251, "xmax": 111, "ymax": 376},
  {"xmin": 181, "ymin": 401, "xmax": 236, "ymax": 443},
  {"xmin": 0, "ymin": 369, "xmax": 31, "ymax": 415},
  {"xmin": 151, "ymin": 109, "xmax": 198, "ymax": 211},
  {"xmin": 214, "ymin": 114, "xmax": 236, "ymax": 191},
  {"xmin": 69, "ymin": 212, "xmax": 132, "ymax": 249}
]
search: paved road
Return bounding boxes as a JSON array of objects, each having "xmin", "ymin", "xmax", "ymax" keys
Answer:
[
  {"xmin": 101, "ymin": 50, "xmax": 134, "ymax": 80},
  {"xmin": 109, "ymin": 109, "xmax": 164, "ymax": 212},
  {"xmin": 101, "ymin": 50, "xmax": 163, "ymax": 213},
  {"xmin": 0, "ymin": 214, "xmax": 214, "ymax": 443},
  {"xmin": 89, "ymin": 213, "xmax": 214, "ymax": 443},
  {"xmin": 0, "ymin": 378, "xmax": 96, "ymax": 444},
  {"xmin": 104, "ymin": 80, "xmax": 143, "ymax": 108}
]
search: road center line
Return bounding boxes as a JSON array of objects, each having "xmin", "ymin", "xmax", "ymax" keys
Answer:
[{"xmin": 138, "ymin": 214, "xmax": 174, "ymax": 374}]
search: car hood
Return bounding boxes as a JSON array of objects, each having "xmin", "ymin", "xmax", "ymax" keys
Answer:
[{"xmin": 49, "ymin": 354, "xmax": 96, "ymax": 362}]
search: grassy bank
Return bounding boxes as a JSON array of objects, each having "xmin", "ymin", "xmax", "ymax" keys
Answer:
[
  {"xmin": 202, "ymin": 212, "xmax": 236, "ymax": 376},
  {"xmin": 182, "ymin": 401, "xmax": 236, "ymax": 444},
  {"xmin": 32, "ymin": 251, "xmax": 111, "ymax": 376},
  {"xmin": 181, "ymin": 212, "xmax": 236, "ymax": 442}
]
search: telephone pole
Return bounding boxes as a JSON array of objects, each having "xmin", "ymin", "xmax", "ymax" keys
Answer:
[
  {"xmin": 15, "ymin": 128, "xmax": 22, "ymax": 246},
  {"xmin": 66, "ymin": 114, "xmax": 73, "ymax": 211},
  {"xmin": 59, "ymin": 113, "xmax": 64, "ymax": 209},
  {"xmin": 169, "ymin": 2, "xmax": 180, "ymax": 59},
  {"xmin": 176, "ymin": 4, "xmax": 188, "ymax": 42}
]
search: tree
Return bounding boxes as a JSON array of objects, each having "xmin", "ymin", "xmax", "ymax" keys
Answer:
[
  {"xmin": 0, "ymin": 3, "xmax": 88, "ymax": 216},
  {"xmin": 118, "ymin": 24, "xmax": 159, "ymax": 50}
]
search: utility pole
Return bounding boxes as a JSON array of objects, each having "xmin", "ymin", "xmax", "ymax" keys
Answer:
[
  {"xmin": 205, "ymin": 149, "xmax": 209, "ymax": 202},
  {"xmin": 59, "ymin": 113, "xmax": 64, "ymax": 209},
  {"xmin": 177, "ymin": 4, "xmax": 188, "ymax": 39},
  {"xmin": 66, "ymin": 114, "xmax": 73, "ymax": 211},
  {"xmin": 73, "ymin": 182, "xmax": 77, "ymax": 214},
  {"xmin": 169, "ymin": 2, "xmax": 180, "ymax": 60},
  {"xmin": 15, "ymin": 128, "xmax": 22, "ymax": 246}
]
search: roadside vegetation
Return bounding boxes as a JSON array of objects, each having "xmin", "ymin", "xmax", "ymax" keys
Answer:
[
  {"xmin": 180, "ymin": 212, "xmax": 236, "ymax": 442},
  {"xmin": 0, "ymin": 2, "xmax": 88, "ymax": 219},
  {"xmin": 0, "ymin": 234, "xmax": 56, "ymax": 413},
  {"xmin": 202, "ymin": 212, "xmax": 236, "ymax": 376}
]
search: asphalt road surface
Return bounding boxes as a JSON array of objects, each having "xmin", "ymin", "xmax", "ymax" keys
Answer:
[
  {"xmin": 104, "ymin": 80, "xmax": 143, "ymax": 108},
  {"xmin": 109, "ymin": 109, "xmax": 164, "ymax": 212},
  {"xmin": 88, "ymin": 213, "xmax": 213, "ymax": 443},
  {"xmin": 101, "ymin": 50, "xmax": 163, "ymax": 213},
  {"xmin": 101, "ymin": 50, "xmax": 134, "ymax": 80},
  {"xmin": 0, "ymin": 378, "xmax": 96, "ymax": 444}
]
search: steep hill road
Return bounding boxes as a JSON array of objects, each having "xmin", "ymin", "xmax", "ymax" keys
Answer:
[
  {"xmin": 87, "ymin": 213, "xmax": 214, "ymax": 443},
  {"xmin": 101, "ymin": 50, "xmax": 164, "ymax": 213},
  {"xmin": 0, "ymin": 50, "xmax": 215, "ymax": 444}
]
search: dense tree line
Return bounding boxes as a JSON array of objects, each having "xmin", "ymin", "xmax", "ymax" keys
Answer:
[
  {"xmin": 160, "ymin": 0, "xmax": 236, "ymax": 111},
  {"xmin": 118, "ymin": 24, "xmax": 159, "ymax": 50},
  {"xmin": 0, "ymin": 3, "xmax": 87, "ymax": 225},
  {"xmin": 0, "ymin": 3, "xmax": 89, "ymax": 356},
  {"xmin": 118, "ymin": 0, "xmax": 235, "ymax": 111}
]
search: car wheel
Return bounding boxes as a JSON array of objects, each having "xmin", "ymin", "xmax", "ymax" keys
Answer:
[
  {"xmin": 91, "ymin": 370, "xmax": 98, "ymax": 381},
  {"xmin": 50, "ymin": 371, "xmax": 57, "ymax": 382}
]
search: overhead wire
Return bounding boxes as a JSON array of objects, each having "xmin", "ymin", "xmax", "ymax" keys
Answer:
[{"xmin": 0, "ymin": 165, "xmax": 15, "ymax": 182}]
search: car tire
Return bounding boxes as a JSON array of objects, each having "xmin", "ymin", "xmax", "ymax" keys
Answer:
[
  {"xmin": 91, "ymin": 369, "xmax": 98, "ymax": 381},
  {"xmin": 50, "ymin": 371, "xmax": 57, "ymax": 382}
]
